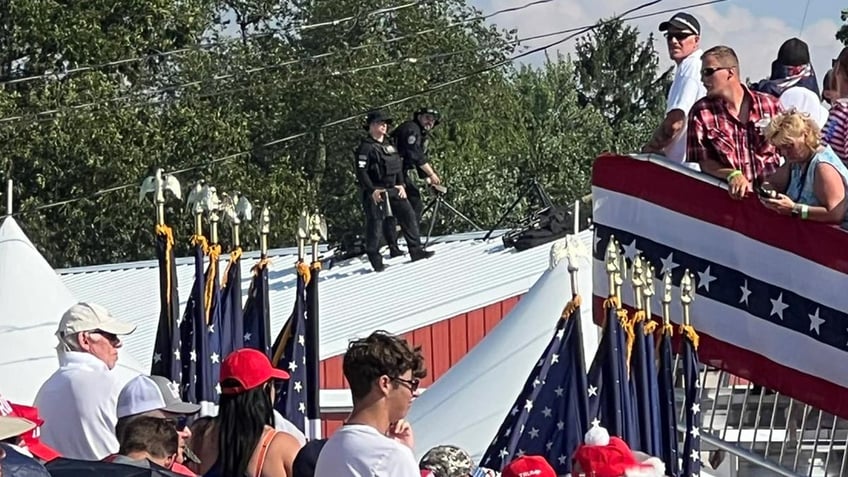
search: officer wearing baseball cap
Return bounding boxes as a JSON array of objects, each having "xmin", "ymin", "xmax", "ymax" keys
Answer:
[
  {"xmin": 383, "ymin": 107, "xmax": 443, "ymax": 254},
  {"xmin": 354, "ymin": 109, "xmax": 434, "ymax": 272}
]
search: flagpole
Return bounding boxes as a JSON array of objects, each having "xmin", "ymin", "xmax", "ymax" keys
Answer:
[{"xmin": 305, "ymin": 209, "xmax": 326, "ymax": 440}]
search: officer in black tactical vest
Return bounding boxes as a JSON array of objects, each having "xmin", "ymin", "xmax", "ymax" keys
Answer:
[
  {"xmin": 382, "ymin": 107, "xmax": 442, "ymax": 253},
  {"xmin": 354, "ymin": 110, "xmax": 434, "ymax": 272}
]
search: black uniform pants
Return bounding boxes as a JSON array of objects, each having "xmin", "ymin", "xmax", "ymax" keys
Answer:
[
  {"xmin": 382, "ymin": 173, "xmax": 424, "ymax": 247},
  {"xmin": 361, "ymin": 189, "xmax": 423, "ymax": 256}
]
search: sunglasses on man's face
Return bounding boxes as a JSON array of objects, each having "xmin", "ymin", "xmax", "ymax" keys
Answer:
[
  {"xmin": 391, "ymin": 376, "xmax": 420, "ymax": 393},
  {"xmin": 664, "ymin": 31, "xmax": 693, "ymax": 42},
  {"xmin": 701, "ymin": 66, "xmax": 733, "ymax": 77},
  {"xmin": 91, "ymin": 329, "xmax": 120, "ymax": 344}
]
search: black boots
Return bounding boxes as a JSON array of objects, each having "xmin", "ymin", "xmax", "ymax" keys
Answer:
[
  {"xmin": 388, "ymin": 245, "xmax": 405, "ymax": 258},
  {"xmin": 367, "ymin": 253, "xmax": 385, "ymax": 272},
  {"xmin": 410, "ymin": 249, "xmax": 435, "ymax": 262}
]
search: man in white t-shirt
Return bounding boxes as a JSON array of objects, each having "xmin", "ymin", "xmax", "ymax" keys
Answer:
[
  {"xmin": 314, "ymin": 331, "xmax": 426, "ymax": 477},
  {"xmin": 33, "ymin": 302, "xmax": 137, "ymax": 461},
  {"xmin": 642, "ymin": 12, "xmax": 706, "ymax": 163}
]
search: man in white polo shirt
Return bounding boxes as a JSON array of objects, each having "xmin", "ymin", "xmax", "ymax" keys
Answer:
[
  {"xmin": 33, "ymin": 302, "xmax": 137, "ymax": 461},
  {"xmin": 642, "ymin": 12, "xmax": 706, "ymax": 163}
]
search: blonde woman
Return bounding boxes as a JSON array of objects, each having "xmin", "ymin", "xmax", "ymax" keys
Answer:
[{"xmin": 760, "ymin": 110, "xmax": 848, "ymax": 227}]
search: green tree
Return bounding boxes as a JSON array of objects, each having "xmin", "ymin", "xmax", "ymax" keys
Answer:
[
  {"xmin": 573, "ymin": 18, "xmax": 672, "ymax": 153},
  {"xmin": 837, "ymin": 8, "xmax": 848, "ymax": 46}
]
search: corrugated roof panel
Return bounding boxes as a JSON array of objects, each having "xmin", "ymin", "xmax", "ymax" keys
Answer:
[{"xmin": 59, "ymin": 231, "xmax": 558, "ymax": 372}]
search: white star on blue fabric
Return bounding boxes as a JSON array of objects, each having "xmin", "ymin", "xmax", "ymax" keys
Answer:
[
  {"xmin": 740, "ymin": 280, "xmax": 752, "ymax": 306},
  {"xmin": 621, "ymin": 239, "xmax": 640, "ymax": 263},
  {"xmin": 809, "ymin": 308, "xmax": 825, "ymax": 335},
  {"xmin": 770, "ymin": 293, "xmax": 789, "ymax": 320},
  {"xmin": 660, "ymin": 253, "xmax": 679, "ymax": 276},
  {"xmin": 696, "ymin": 266, "xmax": 716, "ymax": 292}
]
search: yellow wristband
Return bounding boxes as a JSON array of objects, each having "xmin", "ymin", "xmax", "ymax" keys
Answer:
[{"xmin": 726, "ymin": 170, "xmax": 743, "ymax": 181}]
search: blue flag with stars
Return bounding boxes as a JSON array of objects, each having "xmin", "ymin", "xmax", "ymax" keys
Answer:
[
  {"xmin": 657, "ymin": 324, "xmax": 681, "ymax": 477},
  {"xmin": 243, "ymin": 258, "xmax": 272, "ymax": 358},
  {"xmin": 270, "ymin": 262, "xmax": 310, "ymax": 433},
  {"xmin": 681, "ymin": 326, "xmax": 702, "ymax": 477},
  {"xmin": 479, "ymin": 297, "xmax": 588, "ymax": 475},
  {"xmin": 587, "ymin": 300, "xmax": 639, "ymax": 449},
  {"xmin": 197, "ymin": 245, "xmax": 225, "ymax": 407},
  {"xmin": 632, "ymin": 317, "xmax": 662, "ymax": 457},
  {"xmin": 151, "ymin": 225, "xmax": 181, "ymax": 385},
  {"xmin": 220, "ymin": 247, "xmax": 244, "ymax": 359},
  {"xmin": 179, "ymin": 237, "xmax": 206, "ymax": 403}
]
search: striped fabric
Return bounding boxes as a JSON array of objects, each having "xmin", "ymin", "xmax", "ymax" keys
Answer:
[{"xmin": 823, "ymin": 99, "xmax": 848, "ymax": 162}]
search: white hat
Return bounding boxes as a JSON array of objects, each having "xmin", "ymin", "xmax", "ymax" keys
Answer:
[
  {"xmin": 56, "ymin": 302, "xmax": 136, "ymax": 339},
  {"xmin": 0, "ymin": 416, "xmax": 35, "ymax": 440},
  {"xmin": 117, "ymin": 375, "xmax": 201, "ymax": 419}
]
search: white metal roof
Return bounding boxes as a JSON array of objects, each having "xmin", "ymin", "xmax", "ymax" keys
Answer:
[{"xmin": 58, "ymin": 231, "xmax": 557, "ymax": 373}]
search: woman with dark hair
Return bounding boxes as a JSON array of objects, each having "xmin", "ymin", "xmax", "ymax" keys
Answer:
[{"xmin": 187, "ymin": 349, "xmax": 302, "ymax": 477}]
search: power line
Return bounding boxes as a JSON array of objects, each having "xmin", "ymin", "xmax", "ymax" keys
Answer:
[
  {"xmin": 0, "ymin": 0, "xmax": 554, "ymax": 126},
  {"xmin": 9, "ymin": 0, "xmax": 723, "ymax": 219},
  {"xmin": 8, "ymin": 0, "xmax": 731, "ymax": 127},
  {"xmin": 0, "ymin": 0, "xmax": 553, "ymax": 88},
  {"xmin": 798, "ymin": 0, "xmax": 811, "ymax": 35}
]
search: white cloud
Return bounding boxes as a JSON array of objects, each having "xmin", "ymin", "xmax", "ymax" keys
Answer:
[{"xmin": 482, "ymin": 0, "xmax": 843, "ymax": 86}]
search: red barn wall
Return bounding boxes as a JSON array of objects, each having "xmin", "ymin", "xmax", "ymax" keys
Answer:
[{"xmin": 319, "ymin": 295, "xmax": 522, "ymax": 436}]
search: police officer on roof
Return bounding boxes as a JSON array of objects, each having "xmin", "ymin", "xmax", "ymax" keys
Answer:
[
  {"xmin": 382, "ymin": 107, "xmax": 442, "ymax": 254},
  {"xmin": 354, "ymin": 109, "xmax": 434, "ymax": 272}
]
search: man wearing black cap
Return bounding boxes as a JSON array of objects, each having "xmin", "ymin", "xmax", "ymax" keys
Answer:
[
  {"xmin": 354, "ymin": 110, "xmax": 434, "ymax": 272},
  {"xmin": 643, "ymin": 12, "xmax": 705, "ymax": 163},
  {"xmin": 382, "ymin": 107, "xmax": 443, "ymax": 255}
]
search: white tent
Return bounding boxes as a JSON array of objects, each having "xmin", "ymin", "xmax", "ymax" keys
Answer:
[
  {"xmin": 408, "ymin": 232, "xmax": 596, "ymax": 461},
  {"xmin": 0, "ymin": 217, "xmax": 144, "ymax": 404}
]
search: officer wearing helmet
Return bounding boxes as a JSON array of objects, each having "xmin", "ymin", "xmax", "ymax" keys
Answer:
[{"xmin": 354, "ymin": 110, "xmax": 434, "ymax": 272}]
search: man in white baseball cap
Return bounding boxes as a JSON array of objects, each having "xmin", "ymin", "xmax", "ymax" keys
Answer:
[
  {"xmin": 107, "ymin": 375, "xmax": 200, "ymax": 476},
  {"xmin": 33, "ymin": 302, "xmax": 137, "ymax": 461}
]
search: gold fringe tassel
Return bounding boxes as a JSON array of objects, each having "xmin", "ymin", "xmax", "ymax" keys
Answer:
[
  {"xmin": 680, "ymin": 324, "xmax": 700, "ymax": 350},
  {"xmin": 297, "ymin": 260, "xmax": 312, "ymax": 285},
  {"xmin": 560, "ymin": 294, "xmax": 582, "ymax": 320},
  {"xmin": 221, "ymin": 247, "xmax": 243, "ymax": 288},
  {"xmin": 156, "ymin": 224, "xmax": 175, "ymax": 326},
  {"xmin": 204, "ymin": 244, "xmax": 222, "ymax": 325}
]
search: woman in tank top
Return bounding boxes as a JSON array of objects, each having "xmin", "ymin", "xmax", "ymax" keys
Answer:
[
  {"xmin": 187, "ymin": 349, "xmax": 302, "ymax": 477},
  {"xmin": 760, "ymin": 109, "xmax": 848, "ymax": 228}
]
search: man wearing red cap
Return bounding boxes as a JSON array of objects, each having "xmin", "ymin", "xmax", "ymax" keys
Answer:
[{"xmin": 501, "ymin": 455, "xmax": 557, "ymax": 477}]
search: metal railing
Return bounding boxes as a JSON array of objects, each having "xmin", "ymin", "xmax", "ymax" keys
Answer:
[{"xmin": 671, "ymin": 355, "xmax": 847, "ymax": 477}]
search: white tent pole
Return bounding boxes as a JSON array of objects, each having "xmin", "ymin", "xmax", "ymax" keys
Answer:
[{"xmin": 5, "ymin": 179, "xmax": 11, "ymax": 217}]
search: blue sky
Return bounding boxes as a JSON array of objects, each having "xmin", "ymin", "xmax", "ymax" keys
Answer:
[{"xmin": 470, "ymin": 0, "xmax": 843, "ymax": 85}]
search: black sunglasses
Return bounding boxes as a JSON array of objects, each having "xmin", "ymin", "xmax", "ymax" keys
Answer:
[
  {"xmin": 91, "ymin": 329, "xmax": 120, "ymax": 344},
  {"xmin": 701, "ymin": 66, "xmax": 733, "ymax": 77},
  {"xmin": 161, "ymin": 416, "xmax": 189, "ymax": 432},
  {"xmin": 391, "ymin": 376, "xmax": 420, "ymax": 393},
  {"xmin": 664, "ymin": 31, "xmax": 694, "ymax": 42}
]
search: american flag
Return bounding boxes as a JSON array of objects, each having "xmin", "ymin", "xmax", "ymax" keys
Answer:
[
  {"xmin": 220, "ymin": 247, "xmax": 244, "ymax": 358},
  {"xmin": 198, "ymin": 245, "xmax": 225, "ymax": 407},
  {"xmin": 271, "ymin": 262, "xmax": 310, "ymax": 433},
  {"xmin": 657, "ymin": 324, "xmax": 681, "ymax": 477},
  {"xmin": 179, "ymin": 237, "xmax": 206, "ymax": 403},
  {"xmin": 681, "ymin": 326, "xmax": 702, "ymax": 477},
  {"xmin": 243, "ymin": 258, "xmax": 272, "ymax": 357},
  {"xmin": 479, "ymin": 296, "xmax": 587, "ymax": 475},
  {"xmin": 586, "ymin": 300, "xmax": 639, "ymax": 450},
  {"xmin": 632, "ymin": 317, "xmax": 662, "ymax": 457},
  {"xmin": 591, "ymin": 153, "xmax": 848, "ymax": 420},
  {"xmin": 151, "ymin": 224, "xmax": 181, "ymax": 385}
]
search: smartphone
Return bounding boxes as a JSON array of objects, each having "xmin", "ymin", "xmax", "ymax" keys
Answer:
[{"xmin": 756, "ymin": 185, "xmax": 777, "ymax": 199}]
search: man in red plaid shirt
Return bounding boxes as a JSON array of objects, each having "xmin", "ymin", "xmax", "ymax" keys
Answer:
[{"xmin": 686, "ymin": 45, "xmax": 783, "ymax": 199}]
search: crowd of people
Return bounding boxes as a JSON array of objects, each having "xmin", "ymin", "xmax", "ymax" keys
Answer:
[{"xmin": 643, "ymin": 12, "xmax": 848, "ymax": 228}]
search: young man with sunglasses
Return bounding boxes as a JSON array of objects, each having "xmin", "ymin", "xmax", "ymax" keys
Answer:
[
  {"xmin": 34, "ymin": 302, "xmax": 137, "ymax": 461},
  {"xmin": 643, "ymin": 12, "xmax": 706, "ymax": 163},
  {"xmin": 686, "ymin": 45, "xmax": 783, "ymax": 199},
  {"xmin": 314, "ymin": 331, "xmax": 426, "ymax": 477},
  {"xmin": 111, "ymin": 374, "xmax": 201, "ymax": 476}
]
